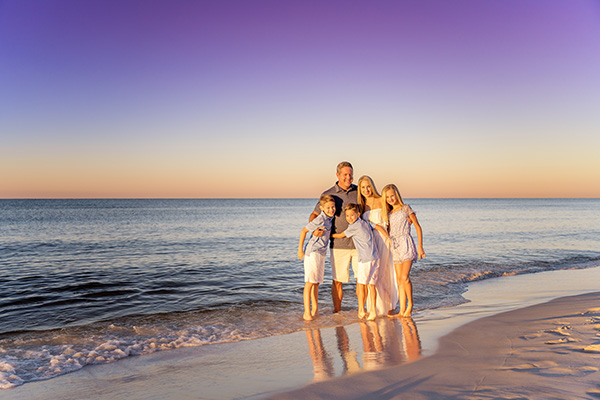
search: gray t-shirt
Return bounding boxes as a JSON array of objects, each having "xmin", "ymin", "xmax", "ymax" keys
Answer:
[
  {"xmin": 313, "ymin": 183, "xmax": 358, "ymax": 250},
  {"xmin": 344, "ymin": 218, "xmax": 379, "ymax": 262}
]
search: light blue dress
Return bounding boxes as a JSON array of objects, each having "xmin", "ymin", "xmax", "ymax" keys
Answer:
[{"xmin": 389, "ymin": 204, "xmax": 417, "ymax": 263}]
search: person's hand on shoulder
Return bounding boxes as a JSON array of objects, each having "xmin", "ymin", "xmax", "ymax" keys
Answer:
[{"xmin": 313, "ymin": 227, "xmax": 325, "ymax": 237}]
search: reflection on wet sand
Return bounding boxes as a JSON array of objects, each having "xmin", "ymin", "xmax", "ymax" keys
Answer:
[
  {"xmin": 400, "ymin": 317, "xmax": 422, "ymax": 363},
  {"xmin": 305, "ymin": 318, "xmax": 422, "ymax": 381},
  {"xmin": 335, "ymin": 326, "xmax": 361, "ymax": 375},
  {"xmin": 360, "ymin": 321, "xmax": 384, "ymax": 370},
  {"xmin": 305, "ymin": 329, "xmax": 334, "ymax": 382}
]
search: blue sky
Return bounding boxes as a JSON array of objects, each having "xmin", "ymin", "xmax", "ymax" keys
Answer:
[{"xmin": 2, "ymin": 0, "xmax": 599, "ymax": 198}]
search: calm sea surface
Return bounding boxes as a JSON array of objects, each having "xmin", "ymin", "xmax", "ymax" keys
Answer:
[{"xmin": 1, "ymin": 198, "xmax": 599, "ymax": 388}]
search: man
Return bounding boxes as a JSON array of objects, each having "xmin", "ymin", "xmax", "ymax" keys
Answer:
[{"xmin": 309, "ymin": 161, "xmax": 359, "ymax": 312}]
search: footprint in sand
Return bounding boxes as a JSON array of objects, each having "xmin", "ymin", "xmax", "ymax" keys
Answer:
[
  {"xmin": 538, "ymin": 367, "xmax": 579, "ymax": 377},
  {"xmin": 587, "ymin": 384, "xmax": 600, "ymax": 399},
  {"xmin": 534, "ymin": 365, "xmax": 598, "ymax": 377},
  {"xmin": 583, "ymin": 344, "xmax": 600, "ymax": 353},
  {"xmin": 502, "ymin": 363, "xmax": 537, "ymax": 371},
  {"xmin": 545, "ymin": 325, "xmax": 572, "ymax": 337},
  {"xmin": 544, "ymin": 337, "xmax": 578, "ymax": 345},
  {"xmin": 589, "ymin": 390, "xmax": 600, "ymax": 399},
  {"xmin": 520, "ymin": 332, "xmax": 543, "ymax": 340}
]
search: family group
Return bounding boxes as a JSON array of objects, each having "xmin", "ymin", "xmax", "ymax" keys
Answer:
[{"xmin": 298, "ymin": 161, "xmax": 425, "ymax": 321}]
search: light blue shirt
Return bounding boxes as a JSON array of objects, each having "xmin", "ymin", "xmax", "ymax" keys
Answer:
[
  {"xmin": 304, "ymin": 211, "xmax": 333, "ymax": 256},
  {"xmin": 344, "ymin": 218, "xmax": 378, "ymax": 263}
]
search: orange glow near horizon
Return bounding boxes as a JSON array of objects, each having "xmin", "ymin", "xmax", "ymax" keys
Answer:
[{"xmin": 3, "ymin": 148, "xmax": 599, "ymax": 199}]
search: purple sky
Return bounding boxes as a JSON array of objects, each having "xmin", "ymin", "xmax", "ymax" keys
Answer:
[{"xmin": 2, "ymin": 0, "xmax": 599, "ymax": 197}]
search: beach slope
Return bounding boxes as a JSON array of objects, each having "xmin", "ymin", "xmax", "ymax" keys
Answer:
[{"xmin": 273, "ymin": 292, "xmax": 600, "ymax": 399}]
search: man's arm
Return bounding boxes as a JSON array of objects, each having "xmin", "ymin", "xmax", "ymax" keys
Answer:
[{"xmin": 308, "ymin": 211, "xmax": 325, "ymax": 237}]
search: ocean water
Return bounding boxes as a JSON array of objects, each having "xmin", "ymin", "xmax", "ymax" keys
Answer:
[{"xmin": 1, "ymin": 198, "xmax": 599, "ymax": 389}]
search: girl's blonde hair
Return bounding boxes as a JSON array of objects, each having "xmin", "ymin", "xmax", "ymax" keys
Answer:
[
  {"xmin": 381, "ymin": 184, "xmax": 404, "ymax": 224},
  {"xmin": 357, "ymin": 175, "xmax": 382, "ymax": 213}
]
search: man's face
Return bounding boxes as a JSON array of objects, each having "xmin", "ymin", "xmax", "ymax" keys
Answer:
[
  {"xmin": 321, "ymin": 202, "xmax": 336, "ymax": 218},
  {"xmin": 336, "ymin": 167, "xmax": 353, "ymax": 190},
  {"xmin": 345, "ymin": 209, "xmax": 358, "ymax": 225}
]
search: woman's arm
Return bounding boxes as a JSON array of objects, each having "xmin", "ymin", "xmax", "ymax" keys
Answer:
[{"xmin": 374, "ymin": 224, "xmax": 389, "ymax": 239}]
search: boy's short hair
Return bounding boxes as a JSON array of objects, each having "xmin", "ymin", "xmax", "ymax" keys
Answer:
[
  {"xmin": 344, "ymin": 203, "xmax": 360, "ymax": 214},
  {"xmin": 319, "ymin": 194, "xmax": 335, "ymax": 206}
]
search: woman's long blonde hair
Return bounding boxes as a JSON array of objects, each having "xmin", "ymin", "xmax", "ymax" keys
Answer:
[
  {"xmin": 381, "ymin": 184, "xmax": 405, "ymax": 224},
  {"xmin": 357, "ymin": 175, "xmax": 382, "ymax": 214}
]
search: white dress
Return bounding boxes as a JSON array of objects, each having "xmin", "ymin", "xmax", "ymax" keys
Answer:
[{"xmin": 363, "ymin": 208, "xmax": 398, "ymax": 316}]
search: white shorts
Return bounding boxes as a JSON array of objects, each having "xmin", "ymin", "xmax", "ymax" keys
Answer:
[
  {"xmin": 330, "ymin": 248, "xmax": 359, "ymax": 283},
  {"xmin": 356, "ymin": 259, "xmax": 379, "ymax": 285},
  {"xmin": 304, "ymin": 252, "xmax": 325, "ymax": 284}
]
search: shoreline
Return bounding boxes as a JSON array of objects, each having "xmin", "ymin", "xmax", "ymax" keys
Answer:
[{"xmin": 2, "ymin": 266, "xmax": 599, "ymax": 400}]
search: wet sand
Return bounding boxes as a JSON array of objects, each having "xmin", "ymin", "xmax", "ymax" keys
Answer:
[
  {"xmin": 2, "ymin": 266, "xmax": 600, "ymax": 400},
  {"xmin": 274, "ymin": 291, "xmax": 600, "ymax": 399}
]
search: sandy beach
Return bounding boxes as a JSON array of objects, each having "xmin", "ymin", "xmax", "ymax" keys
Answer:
[
  {"xmin": 2, "ymin": 266, "xmax": 600, "ymax": 400},
  {"xmin": 275, "ymin": 291, "xmax": 600, "ymax": 399}
]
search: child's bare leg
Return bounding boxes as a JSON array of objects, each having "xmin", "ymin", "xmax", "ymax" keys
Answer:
[
  {"xmin": 311, "ymin": 283, "xmax": 320, "ymax": 317},
  {"xmin": 366, "ymin": 284, "xmax": 377, "ymax": 320},
  {"xmin": 303, "ymin": 282, "xmax": 314, "ymax": 320},
  {"xmin": 403, "ymin": 278, "xmax": 413, "ymax": 317},
  {"xmin": 389, "ymin": 262, "xmax": 403, "ymax": 317},
  {"xmin": 356, "ymin": 283, "xmax": 366, "ymax": 319},
  {"xmin": 399, "ymin": 260, "xmax": 414, "ymax": 317}
]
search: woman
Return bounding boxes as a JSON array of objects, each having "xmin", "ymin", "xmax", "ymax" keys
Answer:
[{"xmin": 357, "ymin": 176, "xmax": 398, "ymax": 316}]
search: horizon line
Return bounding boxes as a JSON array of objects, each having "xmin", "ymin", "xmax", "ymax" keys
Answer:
[{"xmin": 2, "ymin": 197, "xmax": 599, "ymax": 200}]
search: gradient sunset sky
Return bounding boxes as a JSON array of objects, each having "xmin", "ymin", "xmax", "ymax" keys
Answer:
[{"xmin": 2, "ymin": 0, "xmax": 599, "ymax": 198}]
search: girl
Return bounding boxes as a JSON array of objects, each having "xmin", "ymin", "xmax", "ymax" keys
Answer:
[
  {"xmin": 381, "ymin": 184, "xmax": 425, "ymax": 317},
  {"xmin": 357, "ymin": 176, "xmax": 398, "ymax": 316}
]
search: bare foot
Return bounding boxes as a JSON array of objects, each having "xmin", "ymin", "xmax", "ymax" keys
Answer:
[
  {"xmin": 358, "ymin": 309, "xmax": 366, "ymax": 319},
  {"xmin": 303, "ymin": 312, "xmax": 314, "ymax": 321},
  {"xmin": 367, "ymin": 311, "xmax": 377, "ymax": 321},
  {"xmin": 387, "ymin": 312, "xmax": 402, "ymax": 319},
  {"xmin": 311, "ymin": 310, "xmax": 320, "ymax": 319}
]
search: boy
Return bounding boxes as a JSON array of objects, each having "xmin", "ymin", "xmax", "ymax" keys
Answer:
[
  {"xmin": 331, "ymin": 203, "xmax": 379, "ymax": 320},
  {"xmin": 298, "ymin": 195, "xmax": 336, "ymax": 321}
]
